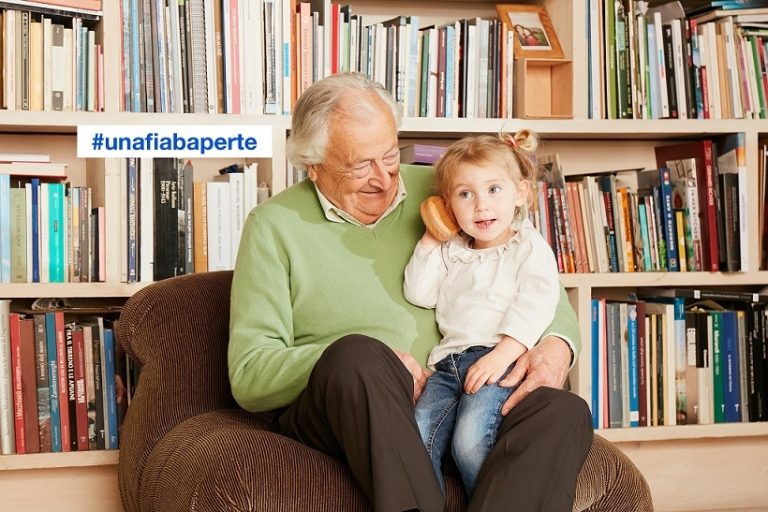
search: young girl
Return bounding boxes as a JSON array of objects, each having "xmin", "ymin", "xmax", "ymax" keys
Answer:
[{"xmin": 403, "ymin": 129, "xmax": 562, "ymax": 498}]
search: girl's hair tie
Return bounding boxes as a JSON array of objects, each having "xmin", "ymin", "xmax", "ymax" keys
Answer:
[{"xmin": 505, "ymin": 136, "xmax": 518, "ymax": 149}]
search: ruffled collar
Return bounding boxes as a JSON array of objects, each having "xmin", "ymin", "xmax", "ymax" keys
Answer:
[{"xmin": 445, "ymin": 219, "xmax": 531, "ymax": 263}]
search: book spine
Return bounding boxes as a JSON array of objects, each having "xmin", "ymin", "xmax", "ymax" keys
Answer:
[
  {"xmin": 33, "ymin": 314, "xmax": 51, "ymax": 452},
  {"xmin": 44, "ymin": 312, "xmax": 61, "ymax": 452}
]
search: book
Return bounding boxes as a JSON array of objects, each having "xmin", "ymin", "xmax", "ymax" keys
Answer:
[
  {"xmin": 399, "ymin": 144, "xmax": 447, "ymax": 165},
  {"xmin": 0, "ymin": 300, "xmax": 16, "ymax": 454}
]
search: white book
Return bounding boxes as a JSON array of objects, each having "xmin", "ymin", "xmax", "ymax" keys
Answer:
[
  {"xmin": 426, "ymin": 25, "xmax": 437, "ymax": 117},
  {"xmin": 476, "ymin": 19, "xmax": 488, "ymax": 118},
  {"xmin": 273, "ymin": 0, "xmax": 284, "ymax": 114},
  {"xmin": 0, "ymin": 300, "xmax": 15, "ymax": 454},
  {"xmin": 505, "ymin": 27, "xmax": 514, "ymax": 118},
  {"xmin": 465, "ymin": 21, "xmax": 478, "ymax": 119},
  {"xmin": 63, "ymin": 27, "xmax": 74, "ymax": 111},
  {"xmin": 652, "ymin": 12, "xmax": 670, "ymax": 118},
  {"xmin": 671, "ymin": 19, "xmax": 688, "ymax": 119},
  {"xmin": 167, "ymin": 0, "xmax": 184, "ymax": 113},
  {"xmin": 310, "ymin": 0, "xmax": 331, "ymax": 77},
  {"xmin": 719, "ymin": 17, "xmax": 743, "ymax": 118},
  {"xmin": 243, "ymin": 163, "xmax": 259, "ymax": 216},
  {"xmin": 206, "ymin": 181, "xmax": 231, "ymax": 271},
  {"xmin": 243, "ymin": 0, "xmax": 265, "ymax": 115},
  {"xmin": 139, "ymin": 158, "xmax": 154, "ymax": 282},
  {"xmin": 281, "ymin": 0, "xmax": 292, "ymax": 114},
  {"xmin": 215, "ymin": 172, "xmax": 244, "ymax": 264},
  {"xmin": 742, "ymin": 33, "xmax": 759, "ymax": 119},
  {"xmin": 88, "ymin": 30, "xmax": 96, "ymax": 111},
  {"xmin": 43, "ymin": 17, "xmax": 53, "ymax": 111},
  {"xmin": 3, "ymin": 11, "xmax": 16, "ymax": 111},
  {"xmin": 204, "ymin": 0, "xmax": 218, "ymax": 113},
  {"xmin": 24, "ymin": 184, "xmax": 32, "ymax": 282},
  {"xmin": 703, "ymin": 22, "xmax": 722, "ymax": 119}
]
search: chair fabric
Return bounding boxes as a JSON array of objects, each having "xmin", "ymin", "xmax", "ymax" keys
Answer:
[{"xmin": 115, "ymin": 271, "xmax": 653, "ymax": 512}]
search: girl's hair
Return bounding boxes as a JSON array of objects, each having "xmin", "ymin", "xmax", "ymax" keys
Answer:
[
  {"xmin": 434, "ymin": 129, "xmax": 540, "ymax": 207},
  {"xmin": 286, "ymin": 72, "xmax": 402, "ymax": 172}
]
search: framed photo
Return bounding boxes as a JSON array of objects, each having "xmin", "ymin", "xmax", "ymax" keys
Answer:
[{"xmin": 496, "ymin": 4, "xmax": 565, "ymax": 60}]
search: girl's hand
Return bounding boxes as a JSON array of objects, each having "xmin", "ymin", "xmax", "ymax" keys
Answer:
[{"xmin": 464, "ymin": 338, "xmax": 526, "ymax": 394}]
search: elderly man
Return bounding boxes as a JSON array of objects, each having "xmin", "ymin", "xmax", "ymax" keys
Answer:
[{"xmin": 228, "ymin": 72, "xmax": 592, "ymax": 511}]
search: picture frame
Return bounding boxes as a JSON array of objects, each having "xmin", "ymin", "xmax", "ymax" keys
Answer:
[{"xmin": 496, "ymin": 4, "xmax": 565, "ymax": 60}]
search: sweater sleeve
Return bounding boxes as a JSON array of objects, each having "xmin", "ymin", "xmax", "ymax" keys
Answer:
[
  {"xmin": 227, "ymin": 210, "xmax": 325, "ymax": 412},
  {"xmin": 543, "ymin": 285, "xmax": 581, "ymax": 367}
]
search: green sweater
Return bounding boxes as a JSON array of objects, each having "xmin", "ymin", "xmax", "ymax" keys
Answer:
[{"xmin": 228, "ymin": 165, "xmax": 580, "ymax": 412}]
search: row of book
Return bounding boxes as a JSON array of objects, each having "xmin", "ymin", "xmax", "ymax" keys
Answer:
[
  {"xmin": 119, "ymin": 158, "xmax": 270, "ymax": 283},
  {"xmin": 592, "ymin": 288, "xmax": 768, "ymax": 429},
  {"xmin": 120, "ymin": 0, "xmax": 516, "ymax": 119},
  {"xmin": 0, "ymin": 161, "xmax": 105, "ymax": 284},
  {"xmin": 532, "ymin": 134, "xmax": 748, "ymax": 273},
  {"xmin": 0, "ymin": 7, "xmax": 104, "ymax": 112},
  {"xmin": 589, "ymin": 0, "xmax": 768, "ymax": 120},
  {"xmin": 0, "ymin": 302, "xmax": 125, "ymax": 455}
]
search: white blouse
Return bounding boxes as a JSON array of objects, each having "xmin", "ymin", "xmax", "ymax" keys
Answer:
[{"xmin": 403, "ymin": 219, "xmax": 561, "ymax": 368}]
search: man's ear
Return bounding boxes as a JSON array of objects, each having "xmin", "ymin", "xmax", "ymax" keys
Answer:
[{"xmin": 307, "ymin": 164, "xmax": 319, "ymax": 182}]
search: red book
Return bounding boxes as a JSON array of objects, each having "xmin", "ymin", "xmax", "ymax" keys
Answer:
[
  {"xmin": 53, "ymin": 312, "xmax": 71, "ymax": 451},
  {"xmin": 654, "ymin": 140, "xmax": 720, "ymax": 271},
  {"xmin": 9, "ymin": 314, "xmax": 25, "ymax": 454},
  {"xmin": 19, "ymin": 317, "xmax": 40, "ymax": 453}
]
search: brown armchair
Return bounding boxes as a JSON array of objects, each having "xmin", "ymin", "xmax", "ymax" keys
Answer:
[{"xmin": 115, "ymin": 271, "xmax": 652, "ymax": 511}]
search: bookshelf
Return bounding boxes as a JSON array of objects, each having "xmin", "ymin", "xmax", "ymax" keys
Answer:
[{"xmin": 1, "ymin": 0, "xmax": 767, "ymax": 511}]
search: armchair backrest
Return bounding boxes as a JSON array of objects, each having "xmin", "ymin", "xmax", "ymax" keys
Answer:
[{"xmin": 115, "ymin": 271, "xmax": 236, "ymax": 512}]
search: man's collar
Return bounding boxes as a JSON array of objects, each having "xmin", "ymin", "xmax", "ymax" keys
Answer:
[{"xmin": 313, "ymin": 175, "xmax": 408, "ymax": 227}]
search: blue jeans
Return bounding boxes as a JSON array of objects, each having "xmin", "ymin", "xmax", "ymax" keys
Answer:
[{"xmin": 414, "ymin": 346, "xmax": 517, "ymax": 498}]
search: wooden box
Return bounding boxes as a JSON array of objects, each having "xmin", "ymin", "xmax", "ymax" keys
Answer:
[{"xmin": 513, "ymin": 58, "xmax": 573, "ymax": 119}]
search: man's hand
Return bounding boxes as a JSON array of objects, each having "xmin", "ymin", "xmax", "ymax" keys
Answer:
[
  {"xmin": 498, "ymin": 336, "xmax": 571, "ymax": 416},
  {"xmin": 392, "ymin": 349, "xmax": 432, "ymax": 403}
]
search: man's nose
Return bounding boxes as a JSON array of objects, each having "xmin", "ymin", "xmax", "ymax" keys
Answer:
[{"xmin": 369, "ymin": 160, "xmax": 395, "ymax": 185}]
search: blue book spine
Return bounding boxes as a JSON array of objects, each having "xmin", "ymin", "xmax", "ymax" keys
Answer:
[
  {"xmin": 0, "ymin": 173, "xmax": 10, "ymax": 282},
  {"xmin": 30, "ymin": 179, "xmax": 40, "ymax": 283},
  {"xmin": 103, "ymin": 328, "xmax": 118, "ymax": 449},
  {"xmin": 129, "ymin": 0, "xmax": 142, "ymax": 111},
  {"xmin": 591, "ymin": 299, "xmax": 600, "ymax": 429},
  {"xmin": 48, "ymin": 183, "xmax": 65, "ymax": 283},
  {"xmin": 659, "ymin": 167, "xmax": 680, "ymax": 271},
  {"xmin": 721, "ymin": 310, "xmax": 741, "ymax": 422},
  {"xmin": 628, "ymin": 303, "xmax": 639, "ymax": 427},
  {"xmin": 407, "ymin": 17, "xmax": 420, "ymax": 117},
  {"xmin": 45, "ymin": 313, "xmax": 61, "ymax": 452},
  {"xmin": 154, "ymin": 0, "xmax": 168, "ymax": 112},
  {"xmin": 638, "ymin": 202, "xmax": 653, "ymax": 270}
]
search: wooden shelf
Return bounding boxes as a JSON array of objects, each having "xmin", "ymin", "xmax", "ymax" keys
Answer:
[
  {"xmin": 1, "ymin": 282, "xmax": 148, "ymax": 298},
  {"xmin": 0, "ymin": 451, "xmax": 118, "ymax": 471},
  {"xmin": 559, "ymin": 271, "xmax": 768, "ymax": 289},
  {"xmin": 399, "ymin": 118, "xmax": 768, "ymax": 139},
  {"xmin": 598, "ymin": 422, "xmax": 768, "ymax": 443}
]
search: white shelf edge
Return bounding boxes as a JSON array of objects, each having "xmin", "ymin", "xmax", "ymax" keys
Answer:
[
  {"xmin": 0, "ymin": 450, "xmax": 119, "ymax": 471},
  {"xmin": 598, "ymin": 422, "xmax": 768, "ymax": 443},
  {"xmin": 559, "ymin": 271, "xmax": 768, "ymax": 288},
  {"xmin": 1, "ymin": 282, "xmax": 149, "ymax": 298}
]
